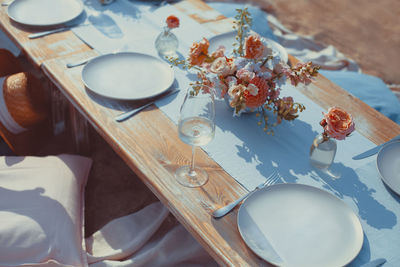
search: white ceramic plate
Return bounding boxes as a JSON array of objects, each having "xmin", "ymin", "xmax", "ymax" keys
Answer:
[
  {"xmin": 208, "ymin": 31, "xmax": 289, "ymax": 63},
  {"xmin": 377, "ymin": 140, "xmax": 400, "ymax": 195},
  {"xmin": 82, "ymin": 52, "xmax": 175, "ymax": 100},
  {"xmin": 7, "ymin": 0, "xmax": 83, "ymax": 27},
  {"xmin": 238, "ymin": 183, "xmax": 363, "ymax": 267}
]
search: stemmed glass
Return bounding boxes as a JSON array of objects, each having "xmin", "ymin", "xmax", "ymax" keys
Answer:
[{"xmin": 175, "ymin": 86, "xmax": 215, "ymax": 187}]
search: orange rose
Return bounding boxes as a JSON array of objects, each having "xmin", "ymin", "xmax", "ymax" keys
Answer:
[
  {"xmin": 166, "ymin": 15, "xmax": 179, "ymax": 29},
  {"xmin": 320, "ymin": 107, "xmax": 355, "ymax": 140},
  {"xmin": 244, "ymin": 34, "xmax": 267, "ymax": 59},
  {"xmin": 243, "ymin": 77, "xmax": 269, "ymax": 108},
  {"xmin": 188, "ymin": 38, "xmax": 209, "ymax": 66}
]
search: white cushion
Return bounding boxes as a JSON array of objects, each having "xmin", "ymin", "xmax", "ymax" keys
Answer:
[{"xmin": 0, "ymin": 154, "xmax": 92, "ymax": 267}]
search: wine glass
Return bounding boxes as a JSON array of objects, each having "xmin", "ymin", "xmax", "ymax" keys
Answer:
[{"xmin": 175, "ymin": 87, "xmax": 215, "ymax": 187}]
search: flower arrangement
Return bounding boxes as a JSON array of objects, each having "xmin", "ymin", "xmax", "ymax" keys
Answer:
[
  {"xmin": 309, "ymin": 106, "xmax": 355, "ymax": 169},
  {"xmin": 169, "ymin": 8, "xmax": 319, "ymax": 133},
  {"xmin": 320, "ymin": 107, "xmax": 355, "ymax": 141},
  {"xmin": 155, "ymin": 15, "xmax": 180, "ymax": 56}
]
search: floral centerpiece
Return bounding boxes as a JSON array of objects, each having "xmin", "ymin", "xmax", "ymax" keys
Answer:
[{"xmin": 169, "ymin": 8, "xmax": 319, "ymax": 133}]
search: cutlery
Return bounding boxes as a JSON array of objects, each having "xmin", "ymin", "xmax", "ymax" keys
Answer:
[
  {"xmin": 66, "ymin": 56, "xmax": 96, "ymax": 68},
  {"xmin": 28, "ymin": 23, "xmax": 88, "ymax": 39},
  {"xmin": 1, "ymin": 0, "xmax": 13, "ymax": 6},
  {"xmin": 115, "ymin": 89, "xmax": 179, "ymax": 122},
  {"xmin": 352, "ymin": 135, "xmax": 400, "ymax": 160},
  {"xmin": 360, "ymin": 258, "xmax": 386, "ymax": 267},
  {"xmin": 212, "ymin": 170, "xmax": 279, "ymax": 218}
]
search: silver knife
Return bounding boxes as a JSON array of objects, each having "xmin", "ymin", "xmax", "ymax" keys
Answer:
[
  {"xmin": 28, "ymin": 23, "xmax": 89, "ymax": 39},
  {"xmin": 352, "ymin": 135, "xmax": 400, "ymax": 160},
  {"xmin": 115, "ymin": 89, "xmax": 179, "ymax": 122}
]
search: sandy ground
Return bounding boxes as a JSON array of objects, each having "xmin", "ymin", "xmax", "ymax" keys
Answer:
[{"xmin": 210, "ymin": 0, "xmax": 400, "ymax": 87}]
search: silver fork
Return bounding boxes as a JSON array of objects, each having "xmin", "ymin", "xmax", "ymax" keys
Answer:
[{"xmin": 212, "ymin": 170, "xmax": 279, "ymax": 218}]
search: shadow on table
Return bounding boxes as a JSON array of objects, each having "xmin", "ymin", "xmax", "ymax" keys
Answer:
[
  {"xmin": 84, "ymin": 0, "xmax": 143, "ymax": 20},
  {"xmin": 311, "ymin": 163, "xmax": 398, "ymax": 230},
  {"xmin": 215, "ymin": 101, "xmax": 398, "ymax": 230}
]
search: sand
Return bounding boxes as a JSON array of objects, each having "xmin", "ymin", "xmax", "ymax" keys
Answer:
[{"xmin": 209, "ymin": 0, "xmax": 400, "ymax": 87}]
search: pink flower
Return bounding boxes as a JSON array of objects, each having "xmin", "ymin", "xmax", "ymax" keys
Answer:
[
  {"xmin": 320, "ymin": 107, "xmax": 355, "ymax": 140},
  {"xmin": 228, "ymin": 84, "xmax": 245, "ymax": 98},
  {"xmin": 210, "ymin": 57, "xmax": 235, "ymax": 76},
  {"xmin": 188, "ymin": 38, "xmax": 209, "ymax": 66},
  {"xmin": 244, "ymin": 34, "xmax": 268, "ymax": 59},
  {"xmin": 236, "ymin": 69, "xmax": 255, "ymax": 82},
  {"xmin": 210, "ymin": 46, "xmax": 226, "ymax": 59},
  {"xmin": 166, "ymin": 15, "xmax": 179, "ymax": 29},
  {"xmin": 220, "ymin": 76, "xmax": 237, "ymax": 97},
  {"xmin": 284, "ymin": 62, "xmax": 317, "ymax": 86}
]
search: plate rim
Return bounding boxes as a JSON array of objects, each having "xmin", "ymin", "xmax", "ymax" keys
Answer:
[
  {"xmin": 207, "ymin": 30, "xmax": 289, "ymax": 63},
  {"xmin": 376, "ymin": 140, "xmax": 400, "ymax": 195},
  {"xmin": 237, "ymin": 183, "xmax": 364, "ymax": 266},
  {"xmin": 7, "ymin": 0, "xmax": 84, "ymax": 27},
  {"xmin": 81, "ymin": 52, "xmax": 175, "ymax": 100}
]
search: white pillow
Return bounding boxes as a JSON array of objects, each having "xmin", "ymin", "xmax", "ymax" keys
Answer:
[{"xmin": 0, "ymin": 154, "xmax": 92, "ymax": 267}]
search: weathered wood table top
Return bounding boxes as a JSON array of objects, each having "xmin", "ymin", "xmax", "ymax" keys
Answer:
[{"xmin": 1, "ymin": 0, "xmax": 399, "ymax": 266}]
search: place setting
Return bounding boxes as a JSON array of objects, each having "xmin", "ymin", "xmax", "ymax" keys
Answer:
[
  {"xmin": 5, "ymin": 0, "xmax": 89, "ymax": 37},
  {"xmin": 76, "ymin": 50, "xmax": 179, "ymax": 122},
  {"xmin": 1, "ymin": 0, "xmax": 400, "ymax": 265},
  {"xmin": 5, "ymin": 0, "xmax": 127, "ymax": 40},
  {"xmin": 158, "ymin": 7, "xmax": 400, "ymax": 266},
  {"xmin": 68, "ymin": 4, "xmax": 399, "ymax": 265},
  {"xmin": 7, "ymin": 0, "xmax": 83, "ymax": 28}
]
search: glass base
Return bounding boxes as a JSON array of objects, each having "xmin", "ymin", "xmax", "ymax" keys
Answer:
[{"xmin": 175, "ymin": 165, "xmax": 208, "ymax": 188}]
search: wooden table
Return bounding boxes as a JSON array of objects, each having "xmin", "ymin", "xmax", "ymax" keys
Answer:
[{"xmin": 1, "ymin": 0, "xmax": 400, "ymax": 266}]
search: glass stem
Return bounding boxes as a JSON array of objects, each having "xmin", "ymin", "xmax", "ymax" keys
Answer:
[{"xmin": 189, "ymin": 146, "xmax": 196, "ymax": 176}]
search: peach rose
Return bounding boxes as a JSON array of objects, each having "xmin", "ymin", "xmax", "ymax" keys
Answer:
[
  {"xmin": 188, "ymin": 38, "xmax": 209, "ymax": 66},
  {"xmin": 166, "ymin": 15, "xmax": 179, "ymax": 29},
  {"xmin": 210, "ymin": 57, "xmax": 235, "ymax": 76},
  {"xmin": 244, "ymin": 34, "xmax": 267, "ymax": 59},
  {"xmin": 320, "ymin": 107, "xmax": 355, "ymax": 140}
]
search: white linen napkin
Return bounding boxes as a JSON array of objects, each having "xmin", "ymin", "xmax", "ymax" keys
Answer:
[{"xmin": 85, "ymin": 202, "xmax": 217, "ymax": 267}]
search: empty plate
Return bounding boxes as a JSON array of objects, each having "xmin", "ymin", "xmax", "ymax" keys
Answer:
[
  {"xmin": 7, "ymin": 0, "xmax": 83, "ymax": 27},
  {"xmin": 238, "ymin": 183, "xmax": 363, "ymax": 267},
  {"xmin": 208, "ymin": 31, "xmax": 288, "ymax": 63},
  {"xmin": 377, "ymin": 140, "xmax": 400, "ymax": 195},
  {"xmin": 81, "ymin": 52, "xmax": 175, "ymax": 100}
]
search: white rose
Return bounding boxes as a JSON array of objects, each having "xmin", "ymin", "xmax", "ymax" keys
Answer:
[
  {"xmin": 210, "ymin": 57, "xmax": 232, "ymax": 76},
  {"xmin": 247, "ymin": 83, "xmax": 259, "ymax": 96},
  {"xmin": 228, "ymin": 84, "xmax": 245, "ymax": 98}
]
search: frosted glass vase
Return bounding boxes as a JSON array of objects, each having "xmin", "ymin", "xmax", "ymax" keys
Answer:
[
  {"xmin": 309, "ymin": 133, "xmax": 337, "ymax": 169},
  {"xmin": 155, "ymin": 27, "xmax": 178, "ymax": 57}
]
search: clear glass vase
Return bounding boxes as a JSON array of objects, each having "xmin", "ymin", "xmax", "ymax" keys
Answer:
[
  {"xmin": 154, "ymin": 27, "xmax": 178, "ymax": 57},
  {"xmin": 309, "ymin": 132, "xmax": 337, "ymax": 169}
]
